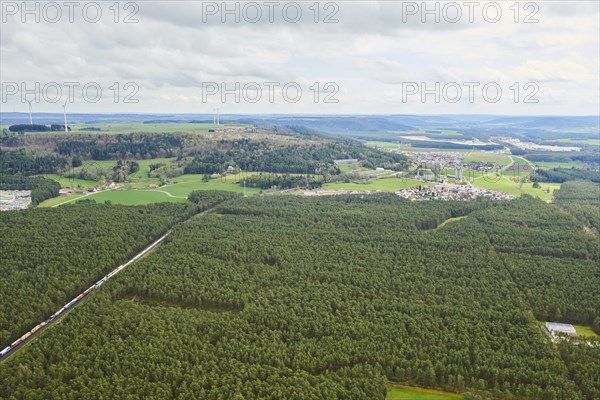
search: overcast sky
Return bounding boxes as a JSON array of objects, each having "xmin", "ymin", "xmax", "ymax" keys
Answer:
[{"xmin": 1, "ymin": 1, "xmax": 598, "ymax": 115}]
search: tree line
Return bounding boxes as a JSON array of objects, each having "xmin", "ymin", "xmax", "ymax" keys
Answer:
[
  {"xmin": 554, "ymin": 181, "xmax": 600, "ymax": 232},
  {"xmin": 533, "ymin": 168, "xmax": 600, "ymax": 183},
  {"xmin": 0, "ymin": 175, "xmax": 60, "ymax": 205}
]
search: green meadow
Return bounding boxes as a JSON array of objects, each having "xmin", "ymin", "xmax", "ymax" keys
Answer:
[
  {"xmin": 365, "ymin": 141, "xmax": 402, "ymax": 149},
  {"xmin": 551, "ymin": 138, "xmax": 600, "ymax": 146},
  {"xmin": 472, "ymin": 178, "xmax": 560, "ymax": 201},
  {"xmin": 160, "ymin": 174, "xmax": 262, "ymax": 197},
  {"xmin": 83, "ymin": 190, "xmax": 188, "ymax": 205},
  {"xmin": 533, "ymin": 161, "xmax": 586, "ymax": 170},
  {"xmin": 35, "ymin": 174, "xmax": 100, "ymax": 189},
  {"xmin": 38, "ymin": 193, "xmax": 87, "ymax": 207},
  {"xmin": 27, "ymin": 122, "xmax": 249, "ymax": 135},
  {"xmin": 573, "ymin": 325, "xmax": 598, "ymax": 337},
  {"xmin": 387, "ymin": 385, "xmax": 463, "ymax": 400},
  {"xmin": 463, "ymin": 152, "xmax": 511, "ymax": 166},
  {"xmin": 321, "ymin": 178, "xmax": 431, "ymax": 192},
  {"xmin": 39, "ymin": 173, "xmax": 262, "ymax": 207}
]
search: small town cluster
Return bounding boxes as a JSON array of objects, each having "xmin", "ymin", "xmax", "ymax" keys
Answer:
[{"xmin": 396, "ymin": 184, "xmax": 515, "ymax": 201}]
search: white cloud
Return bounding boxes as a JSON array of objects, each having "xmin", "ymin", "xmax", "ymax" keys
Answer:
[{"xmin": 0, "ymin": 0, "xmax": 598, "ymax": 115}]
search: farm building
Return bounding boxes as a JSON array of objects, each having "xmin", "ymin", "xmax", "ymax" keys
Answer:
[
  {"xmin": 59, "ymin": 189, "xmax": 74, "ymax": 196},
  {"xmin": 545, "ymin": 322, "xmax": 577, "ymax": 340}
]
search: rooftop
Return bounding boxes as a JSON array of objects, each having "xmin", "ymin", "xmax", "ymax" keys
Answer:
[{"xmin": 546, "ymin": 322, "xmax": 576, "ymax": 334}]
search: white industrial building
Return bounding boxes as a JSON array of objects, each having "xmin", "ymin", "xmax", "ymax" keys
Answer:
[{"xmin": 545, "ymin": 322, "xmax": 577, "ymax": 341}]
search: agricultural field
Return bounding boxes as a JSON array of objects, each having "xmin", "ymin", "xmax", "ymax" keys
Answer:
[
  {"xmin": 396, "ymin": 145, "xmax": 471, "ymax": 153},
  {"xmin": 463, "ymin": 151, "xmax": 511, "ymax": 166},
  {"xmin": 34, "ymin": 174, "xmax": 100, "ymax": 189},
  {"xmin": 321, "ymin": 177, "xmax": 431, "ymax": 192},
  {"xmin": 24, "ymin": 122, "xmax": 249, "ymax": 135},
  {"xmin": 365, "ymin": 141, "xmax": 402, "ymax": 149},
  {"xmin": 533, "ymin": 161, "xmax": 587, "ymax": 170},
  {"xmin": 82, "ymin": 189, "xmax": 188, "ymax": 205},
  {"xmin": 38, "ymin": 193, "xmax": 87, "ymax": 207},
  {"xmin": 387, "ymin": 385, "xmax": 463, "ymax": 400},
  {"xmin": 74, "ymin": 158, "xmax": 176, "ymax": 179},
  {"xmin": 159, "ymin": 174, "xmax": 262, "ymax": 197},
  {"xmin": 472, "ymin": 177, "xmax": 560, "ymax": 201},
  {"xmin": 39, "ymin": 173, "xmax": 263, "ymax": 206},
  {"xmin": 550, "ymin": 138, "xmax": 600, "ymax": 146}
]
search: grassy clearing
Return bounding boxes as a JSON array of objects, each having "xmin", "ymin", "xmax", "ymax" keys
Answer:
[
  {"xmin": 22, "ymin": 122, "xmax": 249, "ymax": 136},
  {"xmin": 337, "ymin": 163, "xmax": 357, "ymax": 172},
  {"xmin": 35, "ymin": 174, "xmax": 100, "ymax": 189},
  {"xmin": 129, "ymin": 158, "xmax": 177, "ymax": 177},
  {"xmin": 49, "ymin": 122, "xmax": 249, "ymax": 135},
  {"xmin": 463, "ymin": 152, "xmax": 511, "ymax": 166},
  {"xmin": 512, "ymin": 157, "xmax": 531, "ymax": 167},
  {"xmin": 160, "ymin": 175, "xmax": 261, "ymax": 197},
  {"xmin": 321, "ymin": 178, "xmax": 431, "ymax": 192},
  {"xmin": 551, "ymin": 138, "xmax": 600, "ymax": 146},
  {"xmin": 38, "ymin": 171, "xmax": 281, "ymax": 207},
  {"xmin": 437, "ymin": 131, "xmax": 463, "ymax": 136},
  {"xmin": 503, "ymin": 167, "xmax": 534, "ymax": 179},
  {"xmin": 400, "ymin": 146, "xmax": 472, "ymax": 153},
  {"xmin": 81, "ymin": 190, "xmax": 187, "ymax": 205},
  {"xmin": 38, "ymin": 193, "xmax": 87, "ymax": 207},
  {"xmin": 365, "ymin": 141, "xmax": 401, "ymax": 149},
  {"xmin": 387, "ymin": 385, "xmax": 463, "ymax": 400},
  {"xmin": 472, "ymin": 178, "xmax": 560, "ymax": 201},
  {"xmin": 573, "ymin": 325, "xmax": 598, "ymax": 337},
  {"xmin": 75, "ymin": 160, "xmax": 117, "ymax": 171},
  {"xmin": 40, "ymin": 189, "xmax": 186, "ymax": 207},
  {"xmin": 435, "ymin": 216, "xmax": 467, "ymax": 229},
  {"xmin": 533, "ymin": 161, "xmax": 586, "ymax": 170}
]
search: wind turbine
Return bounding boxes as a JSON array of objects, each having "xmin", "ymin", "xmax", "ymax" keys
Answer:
[
  {"xmin": 26, "ymin": 100, "xmax": 33, "ymax": 125},
  {"xmin": 216, "ymin": 108, "xmax": 220, "ymax": 125},
  {"xmin": 62, "ymin": 101, "xmax": 68, "ymax": 132}
]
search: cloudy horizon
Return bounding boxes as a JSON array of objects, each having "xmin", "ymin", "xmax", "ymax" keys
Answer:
[{"xmin": 1, "ymin": 1, "xmax": 599, "ymax": 115}]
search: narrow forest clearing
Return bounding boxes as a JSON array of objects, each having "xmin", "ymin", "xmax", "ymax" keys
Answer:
[
  {"xmin": 387, "ymin": 384, "xmax": 463, "ymax": 399},
  {"xmin": 433, "ymin": 215, "xmax": 468, "ymax": 230}
]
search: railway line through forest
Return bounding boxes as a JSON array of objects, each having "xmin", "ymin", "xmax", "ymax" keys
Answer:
[
  {"xmin": 0, "ymin": 206, "xmax": 218, "ymax": 362},
  {"xmin": 0, "ymin": 232, "xmax": 170, "ymax": 361},
  {"xmin": 0, "ymin": 200, "xmax": 253, "ymax": 362}
]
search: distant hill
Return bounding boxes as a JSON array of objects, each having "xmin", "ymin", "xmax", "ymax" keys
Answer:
[{"xmin": 482, "ymin": 116, "xmax": 600, "ymax": 130}]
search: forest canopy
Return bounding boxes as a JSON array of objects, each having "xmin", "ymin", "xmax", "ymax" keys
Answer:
[{"xmin": 1, "ymin": 195, "xmax": 597, "ymax": 399}]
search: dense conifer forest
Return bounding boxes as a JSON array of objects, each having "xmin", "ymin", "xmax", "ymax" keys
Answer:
[
  {"xmin": 0, "ymin": 202, "xmax": 196, "ymax": 348},
  {"xmin": 554, "ymin": 181, "xmax": 600, "ymax": 232},
  {"xmin": 1, "ymin": 195, "xmax": 597, "ymax": 399}
]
